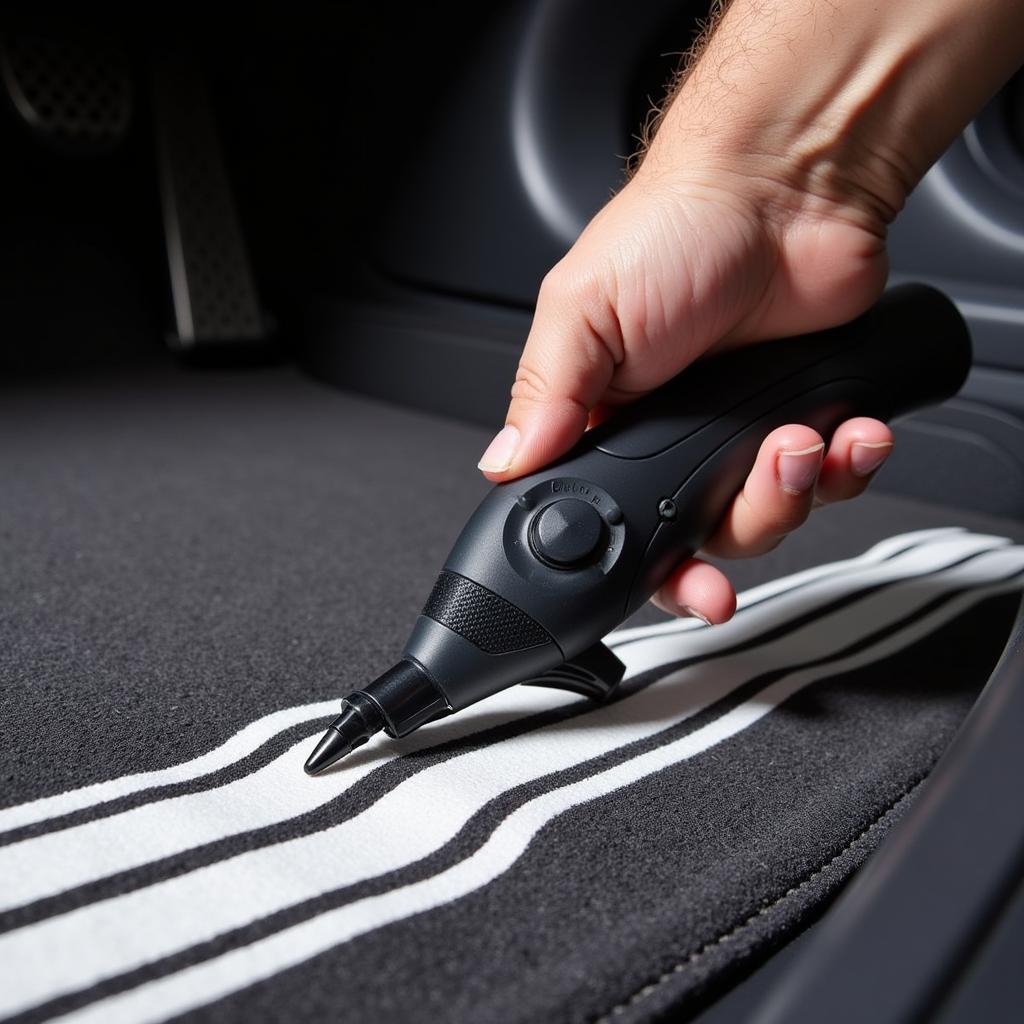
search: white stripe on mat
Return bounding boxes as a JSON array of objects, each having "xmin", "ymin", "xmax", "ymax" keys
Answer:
[
  {"xmin": 2, "ymin": 540, "xmax": 1018, "ymax": 1019},
  {"xmin": 51, "ymin": 574, "xmax": 1024, "ymax": 1024},
  {"xmin": 0, "ymin": 701, "xmax": 338, "ymax": 835},
  {"xmin": 609, "ymin": 527, "xmax": 963, "ymax": 643},
  {"xmin": 603, "ymin": 533, "xmax": 1006, "ymax": 682},
  {"xmin": 0, "ymin": 527, "xmax": 951, "ymax": 836},
  {"xmin": 0, "ymin": 531, "xmax": 1002, "ymax": 915},
  {"xmin": 0, "ymin": 685, "xmax": 577, "ymax": 911}
]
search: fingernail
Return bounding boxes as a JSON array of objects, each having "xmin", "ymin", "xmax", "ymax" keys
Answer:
[
  {"xmin": 851, "ymin": 440, "xmax": 893, "ymax": 477},
  {"xmin": 478, "ymin": 425, "xmax": 520, "ymax": 473},
  {"xmin": 681, "ymin": 605, "xmax": 712, "ymax": 626},
  {"xmin": 777, "ymin": 443, "xmax": 825, "ymax": 495}
]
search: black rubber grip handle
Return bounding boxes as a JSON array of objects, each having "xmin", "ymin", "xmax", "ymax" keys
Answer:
[
  {"xmin": 589, "ymin": 283, "xmax": 967, "ymax": 461},
  {"xmin": 584, "ymin": 281, "xmax": 972, "ymax": 613},
  {"xmin": 408, "ymin": 283, "xmax": 971, "ymax": 712}
]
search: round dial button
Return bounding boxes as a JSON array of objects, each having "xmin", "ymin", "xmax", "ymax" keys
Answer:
[{"xmin": 530, "ymin": 498, "xmax": 604, "ymax": 568}]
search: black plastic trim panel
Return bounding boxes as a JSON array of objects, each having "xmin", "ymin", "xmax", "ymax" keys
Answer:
[{"xmin": 751, "ymin": 594, "xmax": 1024, "ymax": 1024}]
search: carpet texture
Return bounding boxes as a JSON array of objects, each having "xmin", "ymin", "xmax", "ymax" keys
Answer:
[{"xmin": 1, "ymin": 366, "xmax": 1021, "ymax": 1024}]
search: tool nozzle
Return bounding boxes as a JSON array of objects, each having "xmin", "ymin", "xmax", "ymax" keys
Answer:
[
  {"xmin": 303, "ymin": 660, "xmax": 451, "ymax": 777},
  {"xmin": 304, "ymin": 693, "xmax": 385, "ymax": 775}
]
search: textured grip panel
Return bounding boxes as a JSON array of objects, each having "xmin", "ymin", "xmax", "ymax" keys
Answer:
[{"xmin": 423, "ymin": 571, "xmax": 552, "ymax": 654}]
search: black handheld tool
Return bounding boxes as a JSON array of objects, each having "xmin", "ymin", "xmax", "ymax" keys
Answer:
[{"xmin": 305, "ymin": 283, "xmax": 971, "ymax": 774}]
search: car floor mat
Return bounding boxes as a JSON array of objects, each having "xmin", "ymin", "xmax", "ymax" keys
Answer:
[{"xmin": 1, "ymin": 367, "xmax": 1022, "ymax": 1024}]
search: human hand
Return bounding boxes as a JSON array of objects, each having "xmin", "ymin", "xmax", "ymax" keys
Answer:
[
  {"xmin": 476, "ymin": 0, "xmax": 1024, "ymax": 624},
  {"xmin": 477, "ymin": 165, "xmax": 894, "ymax": 624}
]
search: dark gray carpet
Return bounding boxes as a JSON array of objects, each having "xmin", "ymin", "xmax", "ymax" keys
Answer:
[{"xmin": 1, "ymin": 365, "xmax": 1021, "ymax": 1024}]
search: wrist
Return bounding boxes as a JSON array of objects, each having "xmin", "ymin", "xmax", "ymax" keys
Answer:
[
  {"xmin": 640, "ymin": 118, "xmax": 905, "ymax": 240},
  {"xmin": 642, "ymin": 32, "xmax": 923, "ymax": 235},
  {"xmin": 638, "ymin": 0, "xmax": 1024, "ymax": 237}
]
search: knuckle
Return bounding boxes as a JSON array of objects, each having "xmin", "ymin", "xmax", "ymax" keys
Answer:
[
  {"xmin": 510, "ymin": 361, "xmax": 554, "ymax": 405},
  {"xmin": 740, "ymin": 488, "xmax": 810, "ymax": 540},
  {"xmin": 770, "ymin": 501, "xmax": 813, "ymax": 536},
  {"xmin": 537, "ymin": 262, "xmax": 576, "ymax": 308},
  {"xmin": 539, "ymin": 260, "xmax": 604, "ymax": 318}
]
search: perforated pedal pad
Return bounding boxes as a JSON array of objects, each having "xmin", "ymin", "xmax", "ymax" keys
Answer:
[
  {"xmin": 0, "ymin": 31, "xmax": 133, "ymax": 152},
  {"xmin": 153, "ymin": 54, "xmax": 267, "ymax": 352}
]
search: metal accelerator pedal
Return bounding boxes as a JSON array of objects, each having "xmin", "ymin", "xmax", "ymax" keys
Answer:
[
  {"xmin": 152, "ymin": 54, "xmax": 269, "ymax": 356},
  {"xmin": 0, "ymin": 31, "xmax": 133, "ymax": 153}
]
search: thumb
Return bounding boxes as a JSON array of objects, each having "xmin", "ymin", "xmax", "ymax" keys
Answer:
[{"xmin": 478, "ymin": 270, "xmax": 620, "ymax": 482}]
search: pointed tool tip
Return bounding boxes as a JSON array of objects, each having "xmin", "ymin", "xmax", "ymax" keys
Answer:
[
  {"xmin": 304, "ymin": 696, "xmax": 386, "ymax": 776},
  {"xmin": 303, "ymin": 726, "xmax": 351, "ymax": 776}
]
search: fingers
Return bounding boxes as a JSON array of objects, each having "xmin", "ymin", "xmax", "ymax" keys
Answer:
[
  {"xmin": 655, "ymin": 417, "xmax": 893, "ymax": 620},
  {"xmin": 701, "ymin": 417, "xmax": 893, "ymax": 560},
  {"xmin": 652, "ymin": 558, "xmax": 737, "ymax": 624},
  {"xmin": 703, "ymin": 424, "xmax": 825, "ymax": 559},
  {"xmin": 477, "ymin": 267, "xmax": 621, "ymax": 482},
  {"xmin": 815, "ymin": 417, "xmax": 894, "ymax": 504}
]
